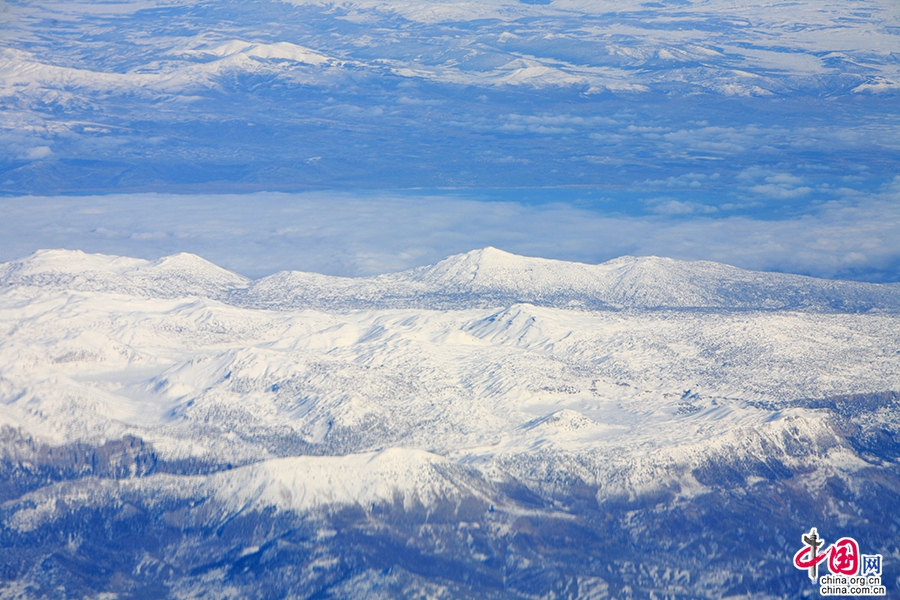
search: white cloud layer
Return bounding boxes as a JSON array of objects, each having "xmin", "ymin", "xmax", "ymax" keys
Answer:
[{"xmin": 1, "ymin": 189, "xmax": 898, "ymax": 282}]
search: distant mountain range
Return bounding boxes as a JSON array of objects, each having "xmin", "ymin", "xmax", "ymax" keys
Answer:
[
  {"xmin": 1, "ymin": 249, "xmax": 898, "ymax": 598},
  {"xmin": 3, "ymin": 0, "xmax": 898, "ymax": 194},
  {"xmin": 5, "ymin": 247, "xmax": 900, "ymax": 312}
]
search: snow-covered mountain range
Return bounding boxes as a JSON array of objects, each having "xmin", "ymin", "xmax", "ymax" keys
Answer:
[
  {"xmin": 5, "ymin": 246, "xmax": 900, "ymax": 311},
  {"xmin": 3, "ymin": 0, "xmax": 898, "ymax": 195},
  {"xmin": 1, "ymin": 248, "xmax": 898, "ymax": 598}
]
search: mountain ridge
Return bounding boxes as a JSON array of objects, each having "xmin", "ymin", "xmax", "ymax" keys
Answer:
[{"xmin": 4, "ymin": 247, "xmax": 899, "ymax": 313}]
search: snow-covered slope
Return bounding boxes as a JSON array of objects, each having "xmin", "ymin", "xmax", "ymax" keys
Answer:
[
  {"xmin": 2, "ymin": 247, "xmax": 898, "ymax": 597},
  {"xmin": 5, "ymin": 448, "xmax": 495, "ymax": 534}
]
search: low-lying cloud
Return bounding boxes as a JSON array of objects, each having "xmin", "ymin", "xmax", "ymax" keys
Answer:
[{"xmin": 1, "ymin": 189, "xmax": 898, "ymax": 282}]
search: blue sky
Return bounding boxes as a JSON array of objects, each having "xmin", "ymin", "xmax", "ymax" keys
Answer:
[{"xmin": 1, "ymin": 0, "xmax": 899, "ymax": 280}]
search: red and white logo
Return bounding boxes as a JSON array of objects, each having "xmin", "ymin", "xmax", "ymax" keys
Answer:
[{"xmin": 793, "ymin": 528, "xmax": 885, "ymax": 596}]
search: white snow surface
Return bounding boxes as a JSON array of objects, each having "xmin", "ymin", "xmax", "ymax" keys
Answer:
[{"xmin": 1, "ymin": 248, "xmax": 898, "ymax": 513}]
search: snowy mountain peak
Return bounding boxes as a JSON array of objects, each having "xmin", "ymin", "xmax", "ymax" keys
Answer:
[
  {"xmin": 459, "ymin": 246, "xmax": 522, "ymax": 265},
  {"xmin": 410, "ymin": 247, "xmax": 603, "ymax": 293},
  {"xmin": 209, "ymin": 448, "xmax": 490, "ymax": 515},
  {"xmin": 0, "ymin": 249, "xmax": 248, "ymax": 300},
  {"xmin": 138, "ymin": 252, "xmax": 249, "ymax": 285},
  {"xmin": 0, "ymin": 249, "xmax": 149, "ymax": 293},
  {"xmin": 148, "ymin": 252, "xmax": 217, "ymax": 268},
  {"xmin": 396, "ymin": 249, "xmax": 900, "ymax": 312},
  {"xmin": 420, "ymin": 246, "xmax": 524, "ymax": 274},
  {"xmin": 4, "ymin": 248, "xmax": 149, "ymax": 276}
]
